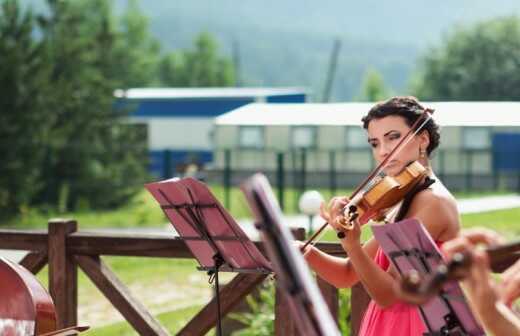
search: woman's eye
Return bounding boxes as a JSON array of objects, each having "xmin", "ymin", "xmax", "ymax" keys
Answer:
[
  {"xmin": 389, "ymin": 134, "xmax": 401, "ymax": 141},
  {"xmin": 370, "ymin": 143, "xmax": 377, "ymax": 148}
]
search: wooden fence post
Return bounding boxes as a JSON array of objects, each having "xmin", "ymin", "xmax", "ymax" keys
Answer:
[
  {"xmin": 48, "ymin": 218, "xmax": 78, "ymax": 329},
  {"xmin": 350, "ymin": 283, "xmax": 371, "ymax": 336},
  {"xmin": 317, "ymin": 277, "xmax": 339, "ymax": 321}
]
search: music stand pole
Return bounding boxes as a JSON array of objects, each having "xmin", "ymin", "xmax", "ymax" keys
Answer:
[{"xmin": 207, "ymin": 253, "xmax": 224, "ymax": 336}]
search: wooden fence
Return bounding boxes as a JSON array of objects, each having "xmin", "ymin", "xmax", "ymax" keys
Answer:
[{"xmin": 0, "ymin": 219, "xmax": 371, "ymax": 335}]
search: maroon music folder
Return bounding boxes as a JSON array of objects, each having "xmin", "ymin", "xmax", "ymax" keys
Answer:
[
  {"xmin": 145, "ymin": 177, "xmax": 271, "ymax": 273},
  {"xmin": 372, "ymin": 219, "xmax": 484, "ymax": 335},
  {"xmin": 241, "ymin": 173, "xmax": 341, "ymax": 336}
]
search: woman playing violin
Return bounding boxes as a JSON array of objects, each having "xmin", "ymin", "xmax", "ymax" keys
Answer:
[{"xmin": 301, "ymin": 96, "xmax": 460, "ymax": 336}]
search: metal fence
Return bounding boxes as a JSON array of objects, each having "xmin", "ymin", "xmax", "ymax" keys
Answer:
[{"xmin": 195, "ymin": 148, "xmax": 520, "ymax": 211}]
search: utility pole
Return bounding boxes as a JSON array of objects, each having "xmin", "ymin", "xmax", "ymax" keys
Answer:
[
  {"xmin": 322, "ymin": 38, "xmax": 342, "ymax": 102},
  {"xmin": 232, "ymin": 38, "xmax": 242, "ymax": 87}
]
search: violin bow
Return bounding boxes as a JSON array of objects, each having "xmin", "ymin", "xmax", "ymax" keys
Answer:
[{"xmin": 302, "ymin": 108, "xmax": 434, "ymax": 251}]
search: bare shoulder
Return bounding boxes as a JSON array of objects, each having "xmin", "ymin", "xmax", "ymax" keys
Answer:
[{"xmin": 406, "ymin": 180, "xmax": 460, "ymax": 241}]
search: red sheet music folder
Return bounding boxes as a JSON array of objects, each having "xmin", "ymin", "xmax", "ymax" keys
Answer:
[
  {"xmin": 145, "ymin": 177, "xmax": 271, "ymax": 273},
  {"xmin": 372, "ymin": 219, "xmax": 484, "ymax": 335}
]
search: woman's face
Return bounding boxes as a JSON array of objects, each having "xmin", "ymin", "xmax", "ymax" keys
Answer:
[{"xmin": 366, "ymin": 115, "xmax": 428, "ymax": 176}]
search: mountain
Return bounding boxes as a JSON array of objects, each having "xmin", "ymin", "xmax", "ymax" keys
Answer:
[{"xmin": 127, "ymin": 1, "xmax": 520, "ymax": 101}]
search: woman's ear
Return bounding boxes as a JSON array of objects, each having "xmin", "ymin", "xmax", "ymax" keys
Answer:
[{"xmin": 419, "ymin": 130, "xmax": 430, "ymax": 150}]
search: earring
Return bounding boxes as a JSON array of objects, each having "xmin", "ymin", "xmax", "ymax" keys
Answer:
[{"xmin": 419, "ymin": 148, "xmax": 426, "ymax": 158}]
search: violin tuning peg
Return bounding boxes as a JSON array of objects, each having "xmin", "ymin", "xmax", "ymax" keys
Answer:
[{"xmin": 402, "ymin": 270, "xmax": 422, "ymax": 293}]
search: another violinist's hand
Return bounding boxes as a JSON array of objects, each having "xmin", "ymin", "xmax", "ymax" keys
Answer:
[
  {"xmin": 501, "ymin": 259, "xmax": 520, "ymax": 307},
  {"xmin": 442, "ymin": 228, "xmax": 504, "ymax": 260},
  {"xmin": 441, "ymin": 229, "xmax": 505, "ymax": 317},
  {"xmin": 464, "ymin": 249, "xmax": 501, "ymax": 319}
]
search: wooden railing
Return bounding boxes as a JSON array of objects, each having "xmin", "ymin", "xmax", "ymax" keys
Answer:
[{"xmin": 0, "ymin": 219, "xmax": 371, "ymax": 335}]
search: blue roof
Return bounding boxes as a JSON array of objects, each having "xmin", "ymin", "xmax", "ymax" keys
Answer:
[
  {"xmin": 116, "ymin": 87, "xmax": 307, "ymax": 118},
  {"xmin": 115, "ymin": 87, "xmax": 307, "ymax": 100}
]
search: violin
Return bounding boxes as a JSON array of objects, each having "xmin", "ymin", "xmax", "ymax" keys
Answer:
[
  {"xmin": 0, "ymin": 257, "xmax": 88, "ymax": 336},
  {"xmin": 302, "ymin": 108, "xmax": 433, "ymax": 250},
  {"xmin": 341, "ymin": 160, "xmax": 428, "ymax": 226},
  {"xmin": 398, "ymin": 240, "xmax": 520, "ymax": 305}
]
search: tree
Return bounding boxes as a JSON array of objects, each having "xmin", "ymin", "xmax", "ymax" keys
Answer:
[
  {"xmin": 357, "ymin": 67, "xmax": 390, "ymax": 101},
  {"xmin": 0, "ymin": 0, "xmax": 235, "ymax": 218},
  {"xmin": 36, "ymin": 0, "xmax": 148, "ymax": 211},
  {"xmin": 110, "ymin": 0, "xmax": 161, "ymax": 88},
  {"xmin": 159, "ymin": 32, "xmax": 235, "ymax": 87},
  {"xmin": 0, "ymin": 0, "xmax": 51, "ymax": 218},
  {"xmin": 414, "ymin": 16, "xmax": 520, "ymax": 101}
]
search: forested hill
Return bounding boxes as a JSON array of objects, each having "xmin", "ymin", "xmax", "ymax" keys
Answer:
[
  {"xmin": 24, "ymin": 0, "xmax": 520, "ymax": 101},
  {"xmin": 121, "ymin": 1, "xmax": 520, "ymax": 101}
]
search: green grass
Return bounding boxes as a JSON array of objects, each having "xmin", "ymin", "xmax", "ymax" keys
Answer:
[
  {"xmin": 316, "ymin": 207, "xmax": 520, "ymax": 242},
  {"xmin": 7, "ymin": 185, "xmax": 513, "ymax": 230},
  {"xmin": 85, "ymin": 305, "xmax": 204, "ymax": 336},
  {"xmin": 461, "ymin": 207, "xmax": 520, "ymax": 236}
]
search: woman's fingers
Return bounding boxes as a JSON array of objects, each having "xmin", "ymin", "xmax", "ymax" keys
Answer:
[
  {"xmin": 466, "ymin": 250, "xmax": 490, "ymax": 288},
  {"xmin": 321, "ymin": 197, "xmax": 349, "ymax": 225},
  {"xmin": 442, "ymin": 236, "xmax": 472, "ymax": 259},
  {"xmin": 501, "ymin": 260, "xmax": 520, "ymax": 306},
  {"xmin": 502, "ymin": 274, "xmax": 520, "ymax": 307},
  {"xmin": 319, "ymin": 202, "xmax": 330, "ymax": 221},
  {"xmin": 461, "ymin": 228, "xmax": 505, "ymax": 246}
]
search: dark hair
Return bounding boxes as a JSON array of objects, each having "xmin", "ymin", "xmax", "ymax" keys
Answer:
[{"xmin": 361, "ymin": 96, "xmax": 440, "ymax": 155}]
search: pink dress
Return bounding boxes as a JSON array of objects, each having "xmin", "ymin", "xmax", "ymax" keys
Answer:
[{"xmin": 358, "ymin": 247, "xmax": 427, "ymax": 336}]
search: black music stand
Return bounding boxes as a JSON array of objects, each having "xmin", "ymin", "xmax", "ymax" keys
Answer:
[
  {"xmin": 241, "ymin": 173, "xmax": 341, "ymax": 336},
  {"xmin": 372, "ymin": 219, "xmax": 485, "ymax": 336},
  {"xmin": 145, "ymin": 177, "xmax": 271, "ymax": 336}
]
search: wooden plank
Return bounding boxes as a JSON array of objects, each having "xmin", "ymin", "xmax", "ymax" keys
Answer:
[
  {"xmin": 177, "ymin": 273, "xmax": 268, "ymax": 336},
  {"xmin": 68, "ymin": 233, "xmax": 274, "ymax": 259},
  {"xmin": 76, "ymin": 255, "xmax": 170, "ymax": 336},
  {"xmin": 350, "ymin": 283, "xmax": 371, "ymax": 336},
  {"xmin": 0, "ymin": 230, "xmax": 47, "ymax": 250},
  {"xmin": 317, "ymin": 276, "xmax": 339, "ymax": 321},
  {"xmin": 68, "ymin": 233, "xmax": 194, "ymax": 258},
  {"xmin": 314, "ymin": 242, "xmax": 346, "ymax": 257},
  {"xmin": 19, "ymin": 251, "xmax": 48, "ymax": 274},
  {"xmin": 275, "ymin": 284, "xmax": 296, "ymax": 336},
  {"xmin": 48, "ymin": 219, "xmax": 78, "ymax": 329}
]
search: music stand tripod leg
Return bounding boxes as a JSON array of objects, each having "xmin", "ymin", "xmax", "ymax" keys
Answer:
[{"xmin": 207, "ymin": 253, "xmax": 225, "ymax": 336}]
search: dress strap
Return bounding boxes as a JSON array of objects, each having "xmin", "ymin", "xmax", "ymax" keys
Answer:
[{"xmin": 394, "ymin": 177, "xmax": 435, "ymax": 222}]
